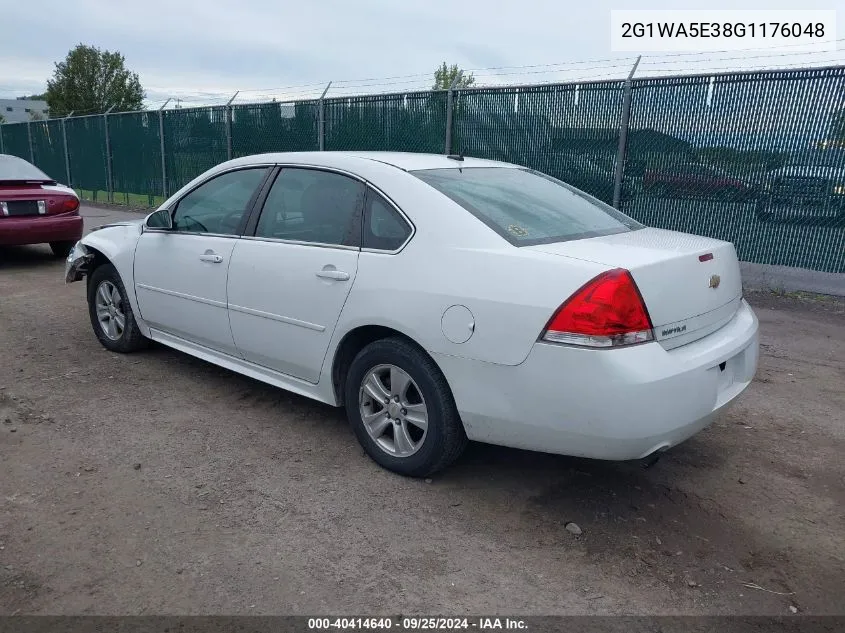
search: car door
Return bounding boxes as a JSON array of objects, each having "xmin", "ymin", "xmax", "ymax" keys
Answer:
[
  {"xmin": 133, "ymin": 167, "xmax": 270, "ymax": 356},
  {"xmin": 227, "ymin": 167, "xmax": 365, "ymax": 383}
]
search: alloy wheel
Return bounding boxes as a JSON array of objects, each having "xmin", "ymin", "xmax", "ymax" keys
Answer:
[
  {"xmin": 359, "ymin": 364, "xmax": 429, "ymax": 457},
  {"xmin": 95, "ymin": 280, "xmax": 125, "ymax": 341}
]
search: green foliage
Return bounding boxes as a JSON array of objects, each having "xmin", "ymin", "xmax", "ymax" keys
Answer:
[
  {"xmin": 0, "ymin": 113, "xmax": 5, "ymax": 124},
  {"xmin": 17, "ymin": 93, "xmax": 47, "ymax": 101},
  {"xmin": 433, "ymin": 62, "xmax": 475, "ymax": 90},
  {"xmin": 46, "ymin": 44, "xmax": 145, "ymax": 117}
]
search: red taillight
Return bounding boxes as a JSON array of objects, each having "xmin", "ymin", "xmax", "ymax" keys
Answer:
[
  {"xmin": 64, "ymin": 197, "xmax": 79, "ymax": 212},
  {"xmin": 541, "ymin": 268, "xmax": 654, "ymax": 348}
]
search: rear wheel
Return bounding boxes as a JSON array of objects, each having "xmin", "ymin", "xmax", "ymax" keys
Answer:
[
  {"xmin": 344, "ymin": 337, "xmax": 467, "ymax": 477},
  {"xmin": 49, "ymin": 240, "xmax": 75, "ymax": 258},
  {"xmin": 87, "ymin": 263, "xmax": 148, "ymax": 353}
]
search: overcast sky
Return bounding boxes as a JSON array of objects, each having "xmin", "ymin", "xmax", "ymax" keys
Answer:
[{"xmin": 1, "ymin": 0, "xmax": 843, "ymax": 106}]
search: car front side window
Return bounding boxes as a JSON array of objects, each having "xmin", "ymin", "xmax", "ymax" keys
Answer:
[{"xmin": 171, "ymin": 168, "xmax": 268, "ymax": 235}]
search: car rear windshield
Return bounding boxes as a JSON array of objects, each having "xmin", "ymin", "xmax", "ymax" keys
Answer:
[
  {"xmin": 412, "ymin": 167, "xmax": 642, "ymax": 246},
  {"xmin": 0, "ymin": 154, "xmax": 54, "ymax": 183}
]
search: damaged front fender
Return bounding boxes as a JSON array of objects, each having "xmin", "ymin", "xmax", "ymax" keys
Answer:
[{"xmin": 64, "ymin": 242, "xmax": 94, "ymax": 284}]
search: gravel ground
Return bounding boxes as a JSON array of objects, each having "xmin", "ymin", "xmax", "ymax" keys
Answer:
[{"xmin": 0, "ymin": 206, "xmax": 843, "ymax": 615}]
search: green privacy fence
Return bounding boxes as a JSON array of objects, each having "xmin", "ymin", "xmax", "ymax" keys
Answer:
[
  {"xmin": 1, "ymin": 65, "xmax": 843, "ymax": 273},
  {"xmin": 64, "ymin": 115, "xmax": 109, "ymax": 197},
  {"xmin": 30, "ymin": 120, "xmax": 66, "ymax": 183},
  {"xmin": 0, "ymin": 121, "xmax": 30, "ymax": 161},
  {"xmin": 618, "ymin": 67, "xmax": 845, "ymax": 273},
  {"xmin": 453, "ymin": 82, "xmax": 624, "ymax": 204},
  {"xmin": 109, "ymin": 111, "xmax": 162, "ymax": 206},
  {"xmin": 162, "ymin": 106, "xmax": 228, "ymax": 198},
  {"xmin": 324, "ymin": 91, "xmax": 447, "ymax": 153},
  {"xmin": 232, "ymin": 101, "xmax": 318, "ymax": 157}
]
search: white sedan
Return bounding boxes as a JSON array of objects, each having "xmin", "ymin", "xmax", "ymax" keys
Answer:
[{"xmin": 65, "ymin": 152, "xmax": 759, "ymax": 476}]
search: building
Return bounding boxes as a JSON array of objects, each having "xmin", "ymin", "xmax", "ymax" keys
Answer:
[{"xmin": 0, "ymin": 99, "xmax": 49, "ymax": 123}]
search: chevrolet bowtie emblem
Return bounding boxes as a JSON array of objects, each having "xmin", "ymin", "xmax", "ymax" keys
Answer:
[{"xmin": 709, "ymin": 274, "xmax": 721, "ymax": 289}]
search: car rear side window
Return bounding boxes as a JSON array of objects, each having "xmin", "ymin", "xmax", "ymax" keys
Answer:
[
  {"xmin": 362, "ymin": 189, "xmax": 412, "ymax": 251},
  {"xmin": 412, "ymin": 167, "xmax": 642, "ymax": 246},
  {"xmin": 255, "ymin": 168, "xmax": 365, "ymax": 247}
]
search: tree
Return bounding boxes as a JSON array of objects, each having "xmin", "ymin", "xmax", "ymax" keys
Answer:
[
  {"xmin": 433, "ymin": 62, "xmax": 475, "ymax": 90},
  {"xmin": 29, "ymin": 110, "xmax": 45, "ymax": 121},
  {"xmin": 46, "ymin": 44, "xmax": 145, "ymax": 117},
  {"xmin": 0, "ymin": 113, "xmax": 5, "ymax": 124},
  {"xmin": 17, "ymin": 93, "xmax": 47, "ymax": 101}
]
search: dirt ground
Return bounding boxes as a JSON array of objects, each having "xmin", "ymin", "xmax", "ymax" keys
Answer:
[{"xmin": 0, "ymin": 205, "xmax": 843, "ymax": 615}]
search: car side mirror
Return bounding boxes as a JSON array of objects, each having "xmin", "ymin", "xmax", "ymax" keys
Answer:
[{"xmin": 145, "ymin": 208, "xmax": 173, "ymax": 230}]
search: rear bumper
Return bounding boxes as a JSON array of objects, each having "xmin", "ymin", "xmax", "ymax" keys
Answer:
[
  {"xmin": 433, "ymin": 300, "xmax": 759, "ymax": 460},
  {"xmin": 0, "ymin": 213, "xmax": 83, "ymax": 246}
]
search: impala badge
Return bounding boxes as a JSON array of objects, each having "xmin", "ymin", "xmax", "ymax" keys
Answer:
[{"xmin": 709, "ymin": 274, "xmax": 721, "ymax": 289}]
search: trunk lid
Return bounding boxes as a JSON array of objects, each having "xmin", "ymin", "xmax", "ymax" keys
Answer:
[
  {"xmin": 528, "ymin": 227, "xmax": 743, "ymax": 349},
  {"xmin": 0, "ymin": 181, "xmax": 78, "ymax": 217}
]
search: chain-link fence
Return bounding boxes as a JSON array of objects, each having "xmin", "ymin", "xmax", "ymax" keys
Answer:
[
  {"xmin": 453, "ymin": 82, "xmax": 625, "ymax": 205},
  {"xmin": 0, "ymin": 122, "xmax": 30, "ymax": 162},
  {"xmin": 30, "ymin": 120, "xmax": 66, "ymax": 184},
  {"xmin": 109, "ymin": 111, "xmax": 163, "ymax": 207},
  {"xmin": 618, "ymin": 67, "xmax": 845, "ymax": 273},
  {"xmin": 64, "ymin": 115, "xmax": 109, "ymax": 199},
  {"xmin": 324, "ymin": 91, "xmax": 447, "ymax": 153},
  {"xmin": 232, "ymin": 101, "xmax": 319, "ymax": 157},
  {"xmin": 1, "ymin": 65, "xmax": 843, "ymax": 272}
]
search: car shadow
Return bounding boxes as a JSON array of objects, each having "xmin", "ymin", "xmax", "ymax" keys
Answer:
[
  {"xmin": 0, "ymin": 244, "xmax": 61, "ymax": 270},
  {"xmin": 117, "ymin": 342, "xmax": 813, "ymax": 609}
]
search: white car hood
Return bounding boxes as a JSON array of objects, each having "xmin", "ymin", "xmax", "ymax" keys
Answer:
[{"xmin": 87, "ymin": 218, "xmax": 145, "ymax": 233}]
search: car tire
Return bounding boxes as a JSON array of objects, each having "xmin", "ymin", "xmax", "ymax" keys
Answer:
[
  {"xmin": 344, "ymin": 337, "xmax": 467, "ymax": 477},
  {"xmin": 87, "ymin": 263, "xmax": 148, "ymax": 353},
  {"xmin": 50, "ymin": 241, "xmax": 76, "ymax": 258}
]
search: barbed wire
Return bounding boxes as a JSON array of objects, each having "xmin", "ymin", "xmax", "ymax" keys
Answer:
[{"xmin": 3, "ymin": 46, "xmax": 844, "ymax": 118}]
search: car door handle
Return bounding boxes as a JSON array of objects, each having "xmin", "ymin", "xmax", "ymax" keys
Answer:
[
  {"xmin": 316, "ymin": 269, "xmax": 350, "ymax": 281},
  {"xmin": 199, "ymin": 253, "xmax": 223, "ymax": 263}
]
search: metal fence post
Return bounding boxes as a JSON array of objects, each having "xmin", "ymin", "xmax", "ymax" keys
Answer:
[
  {"xmin": 0, "ymin": 124, "xmax": 5, "ymax": 154},
  {"xmin": 27, "ymin": 120, "xmax": 34, "ymax": 163},
  {"xmin": 103, "ymin": 106, "xmax": 115, "ymax": 203},
  {"xmin": 318, "ymin": 82, "xmax": 332, "ymax": 151},
  {"xmin": 612, "ymin": 56, "xmax": 641, "ymax": 210},
  {"xmin": 158, "ymin": 99, "xmax": 171, "ymax": 199},
  {"xmin": 61, "ymin": 112, "xmax": 73, "ymax": 187},
  {"xmin": 225, "ymin": 91, "xmax": 239, "ymax": 161},
  {"xmin": 444, "ymin": 75, "xmax": 460, "ymax": 155}
]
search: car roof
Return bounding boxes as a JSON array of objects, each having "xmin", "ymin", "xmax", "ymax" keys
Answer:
[{"xmin": 227, "ymin": 151, "xmax": 517, "ymax": 172}]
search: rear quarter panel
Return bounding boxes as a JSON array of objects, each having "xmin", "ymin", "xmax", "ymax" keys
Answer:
[{"xmin": 329, "ymin": 170, "xmax": 610, "ymax": 367}]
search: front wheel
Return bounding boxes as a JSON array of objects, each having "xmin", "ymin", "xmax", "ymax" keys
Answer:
[
  {"xmin": 87, "ymin": 263, "xmax": 148, "ymax": 353},
  {"xmin": 344, "ymin": 337, "xmax": 467, "ymax": 477}
]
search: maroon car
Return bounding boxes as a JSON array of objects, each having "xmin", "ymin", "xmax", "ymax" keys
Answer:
[{"xmin": 0, "ymin": 154, "xmax": 82, "ymax": 257}]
